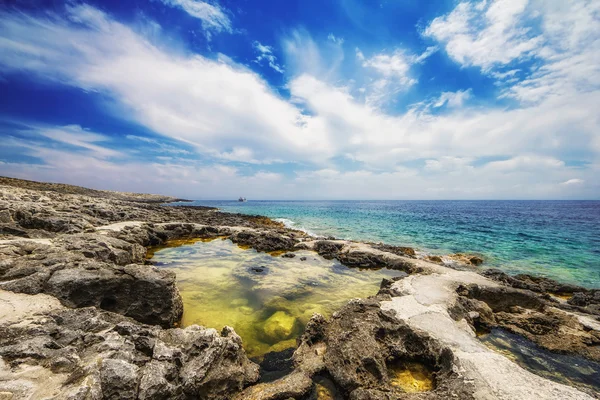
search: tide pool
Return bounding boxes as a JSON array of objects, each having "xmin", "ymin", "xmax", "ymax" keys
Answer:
[{"xmin": 149, "ymin": 238, "xmax": 400, "ymax": 358}]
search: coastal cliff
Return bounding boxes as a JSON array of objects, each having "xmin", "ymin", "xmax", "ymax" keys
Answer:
[{"xmin": 0, "ymin": 177, "xmax": 598, "ymax": 399}]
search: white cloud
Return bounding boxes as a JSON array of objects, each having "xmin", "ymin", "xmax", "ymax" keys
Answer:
[
  {"xmin": 433, "ymin": 89, "xmax": 472, "ymax": 108},
  {"xmin": 355, "ymin": 46, "xmax": 436, "ymax": 107},
  {"xmin": 0, "ymin": 5, "xmax": 331, "ymax": 165},
  {"xmin": 424, "ymin": 0, "xmax": 541, "ymax": 70},
  {"xmin": 424, "ymin": 156, "xmax": 474, "ymax": 172},
  {"xmin": 561, "ymin": 178, "xmax": 584, "ymax": 185},
  {"xmin": 282, "ymin": 29, "xmax": 344, "ymax": 81},
  {"xmin": 356, "ymin": 49, "xmax": 419, "ymax": 106},
  {"xmin": 426, "ymin": 0, "xmax": 600, "ymax": 105},
  {"xmin": 252, "ymin": 41, "xmax": 284, "ymax": 73},
  {"xmin": 361, "ymin": 50, "xmax": 414, "ymax": 79},
  {"xmin": 414, "ymin": 46, "xmax": 438, "ymax": 63},
  {"xmin": 159, "ymin": 0, "xmax": 231, "ymax": 38},
  {"xmin": 327, "ymin": 33, "xmax": 344, "ymax": 45},
  {"xmin": 484, "ymin": 155, "xmax": 565, "ymax": 171}
]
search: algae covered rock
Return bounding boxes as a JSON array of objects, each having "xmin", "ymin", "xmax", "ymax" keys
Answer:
[{"xmin": 262, "ymin": 311, "xmax": 299, "ymax": 343}]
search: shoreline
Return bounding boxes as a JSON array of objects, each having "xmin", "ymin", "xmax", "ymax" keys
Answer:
[
  {"xmin": 173, "ymin": 201, "xmax": 599, "ymax": 290},
  {"xmin": 0, "ymin": 177, "xmax": 599, "ymax": 399}
]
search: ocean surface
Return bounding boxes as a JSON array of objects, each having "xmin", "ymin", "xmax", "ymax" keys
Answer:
[{"xmin": 174, "ymin": 200, "xmax": 600, "ymax": 288}]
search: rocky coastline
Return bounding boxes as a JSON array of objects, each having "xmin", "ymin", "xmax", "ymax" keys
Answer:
[{"xmin": 0, "ymin": 177, "xmax": 599, "ymax": 399}]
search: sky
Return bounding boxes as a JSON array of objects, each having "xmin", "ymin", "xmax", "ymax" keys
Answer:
[{"xmin": 0, "ymin": 0, "xmax": 598, "ymax": 200}]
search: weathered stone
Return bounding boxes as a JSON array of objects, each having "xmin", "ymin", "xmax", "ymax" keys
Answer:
[{"xmin": 0, "ymin": 300, "xmax": 259, "ymax": 400}]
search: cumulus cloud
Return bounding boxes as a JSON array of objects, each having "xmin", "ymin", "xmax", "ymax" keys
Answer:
[
  {"xmin": 424, "ymin": 0, "xmax": 541, "ymax": 70},
  {"xmin": 425, "ymin": 0, "xmax": 600, "ymax": 105}
]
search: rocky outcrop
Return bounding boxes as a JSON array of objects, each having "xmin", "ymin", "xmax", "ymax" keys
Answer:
[
  {"xmin": 482, "ymin": 268, "xmax": 583, "ymax": 294},
  {"xmin": 0, "ymin": 291, "xmax": 259, "ymax": 400},
  {"xmin": 482, "ymin": 268, "xmax": 600, "ymax": 316},
  {"xmin": 312, "ymin": 240, "xmax": 419, "ymax": 273},
  {"xmin": 230, "ymin": 230, "xmax": 297, "ymax": 253},
  {"xmin": 0, "ymin": 237, "xmax": 182, "ymax": 327},
  {"xmin": 456, "ymin": 284, "xmax": 600, "ymax": 362}
]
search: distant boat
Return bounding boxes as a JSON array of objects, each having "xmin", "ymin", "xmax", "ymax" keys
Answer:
[{"xmin": 238, "ymin": 197, "xmax": 247, "ymax": 202}]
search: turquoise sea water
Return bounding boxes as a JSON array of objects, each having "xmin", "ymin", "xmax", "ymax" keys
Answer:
[{"xmin": 175, "ymin": 200, "xmax": 600, "ymax": 288}]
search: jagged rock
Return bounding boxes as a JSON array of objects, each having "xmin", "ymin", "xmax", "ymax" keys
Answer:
[
  {"xmin": 1, "ymin": 177, "xmax": 598, "ymax": 400},
  {"xmin": 0, "ymin": 240, "xmax": 182, "ymax": 327},
  {"xmin": 456, "ymin": 284, "xmax": 600, "ymax": 362},
  {"xmin": 314, "ymin": 241, "xmax": 344, "ymax": 259},
  {"xmin": 0, "ymin": 302, "xmax": 259, "ymax": 400},
  {"xmin": 0, "ymin": 210, "xmax": 13, "ymax": 224},
  {"xmin": 230, "ymin": 230, "xmax": 297, "ymax": 252}
]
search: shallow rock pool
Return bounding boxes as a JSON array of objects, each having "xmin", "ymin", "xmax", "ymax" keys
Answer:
[
  {"xmin": 149, "ymin": 238, "xmax": 401, "ymax": 358},
  {"xmin": 479, "ymin": 328, "xmax": 600, "ymax": 394}
]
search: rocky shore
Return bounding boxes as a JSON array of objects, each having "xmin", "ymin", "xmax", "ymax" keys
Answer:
[{"xmin": 0, "ymin": 177, "xmax": 599, "ymax": 399}]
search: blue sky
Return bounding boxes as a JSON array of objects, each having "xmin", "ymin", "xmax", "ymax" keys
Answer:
[{"xmin": 0, "ymin": 0, "xmax": 598, "ymax": 199}]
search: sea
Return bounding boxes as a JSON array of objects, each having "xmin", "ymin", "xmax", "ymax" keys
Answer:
[{"xmin": 173, "ymin": 200, "xmax": 600, "ymax": 288}]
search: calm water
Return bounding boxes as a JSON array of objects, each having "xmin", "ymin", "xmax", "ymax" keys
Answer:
[
  {"xmin": 149, "ymin": 238, "xmax": 399, "ymax": 358},
  {"xmin": 480, "ymin": 329, "xmax": 600, "ymax": 393},
  {"xmin": 174, "ymin": 200, "xmax": 600, "ymax": 288}
]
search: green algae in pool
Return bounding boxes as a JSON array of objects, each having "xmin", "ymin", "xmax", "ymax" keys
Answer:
[
  {"xmin": 480, "ymin": 328, "xmax": 600, "ymax": 394},
  {"xmin": 149, "ymin": 238, "xmax": 400, "ymax": 358}
]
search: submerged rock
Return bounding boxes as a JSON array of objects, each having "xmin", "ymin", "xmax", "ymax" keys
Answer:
[{"xmin": 261, "ymin": 311, "xmax": 299, "ymax": 343}]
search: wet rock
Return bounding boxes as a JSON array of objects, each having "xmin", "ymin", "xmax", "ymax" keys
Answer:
[
  {"xmin": 249, "ymin": 266, "xmax": 268, "ymax": 274},
  {"xmin": 230, "ymin": 230, "xmax": 297, "ymax": 253},
  {"xmin": 378, "ymin": 274, "xmax": 408, "ymax": 297},
  {"xmin": 259, "ymin": 347, "xmax": 296, "ymax": 383},
  {"xmin": 569, "ymin": 292, "xmax": 589, "ymax": 306},
  {"xmin": 426, "ymin": 255, "xmax": 443, "ymax": 263},
  {"xmin": 281, "ymin": 252, "xmax": 296, "ymax": 258},
  {"xmin": 443, "ymin": 253, "xmax": 484, "ymax": 268},
  {"xmin": 456, "ymin": 284, "xmax": 600, "ymax": 362},
  {"xmin": 457, "ymin": 284, "xmax": 545, "ymax": 312},
  {"xmin": 314, "ymin": 241, "xmax": 344, "ymax": 260}
]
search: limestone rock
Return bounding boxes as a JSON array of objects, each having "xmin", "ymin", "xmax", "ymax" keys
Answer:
[{"xmin": 0, "ymin": 304, "xmax": 259, "ymax": 400}]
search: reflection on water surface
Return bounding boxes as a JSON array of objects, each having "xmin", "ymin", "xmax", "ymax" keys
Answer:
[{"xmin": 149, "ymin": 238, "xmax": 400, "ymax": 357}]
